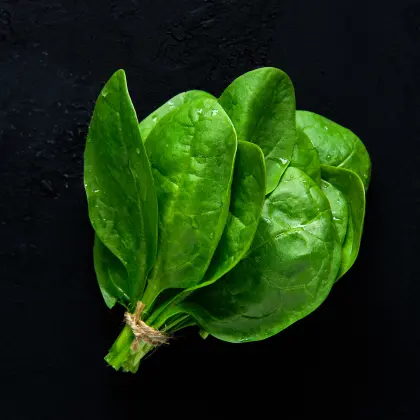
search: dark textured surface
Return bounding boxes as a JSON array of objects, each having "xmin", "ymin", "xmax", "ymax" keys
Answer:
[{"xmin": 1, "ymin": 0, "xmax": 420, "ymax": 418}]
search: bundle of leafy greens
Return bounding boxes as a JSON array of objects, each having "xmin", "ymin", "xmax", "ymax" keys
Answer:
[{"xmin": 84, "ymin": 67, "xmax": 371, "ymax": 373}]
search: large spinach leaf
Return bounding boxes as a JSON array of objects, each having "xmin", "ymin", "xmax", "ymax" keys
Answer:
[
  {"xmin": 181, "ymin": 167, "xmax": 341, "ymax": 343},
  {"xmin": 141, "ymin": 97, "xmax": 237, "ymax": 306},
  {"xmin": 296, "ymin": 110, "xmax": 371, "ymax": 189},
  {"xmin": 139, "ymin": 90, "xmax": 214, "ymax": 141},
  {"xmin": 219, "ymin": 67, "xmax": 296, "ymax": 194},
  {"xmin": 321, "ymin": 165, "xmax": 366, "ymax": 279},
  {"xmin": 84, "ymin": 70, "xmax": 158, "ymax": 305}
]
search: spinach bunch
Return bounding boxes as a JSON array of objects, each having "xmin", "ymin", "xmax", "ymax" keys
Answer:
[{"xmin": 84, "ymin": 68, "xmax": 371, "ymax": 372}]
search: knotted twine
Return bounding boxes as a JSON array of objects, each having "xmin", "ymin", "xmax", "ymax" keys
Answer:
[{"xmin": 124, "ymin": 301, "xmax": 168, "ymax": 350}]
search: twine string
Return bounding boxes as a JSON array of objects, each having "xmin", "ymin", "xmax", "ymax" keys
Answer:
[{"xmin": 124, "ymin": 301, "xmax": 168, "ymax": 350}]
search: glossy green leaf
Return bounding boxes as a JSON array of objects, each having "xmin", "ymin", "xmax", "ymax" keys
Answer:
[
  {"xmin": 139, "ymin": 90, "xmax": 215, "ymax": 141},
  {"xmin": 219, "ymin": 67, "xmax": 296, "ymax": 194},
  {"xmin": 321, "ymin": 165, "xmax": 366, "ymax": 279},
  {"xmin": 291, "ymin": 127, "xmax": 321, "ymax": 185},
  {"xmin": 320, "ymin": 180, "xmax": 349, "ymax": 245},
  {"xmin": 141, "ymin": 97, "xmax": 238, "ymax": 305},
  {"xmin": 182, "ymin": 167, "xmax": 341, "ymax": 343},
  {"xmin": 202, "ymin": 140, "xmax": 266, "ymax": 284},
  {"xmin": 296, "ymin": 110, "xmax": 371, "ymax": 189},
  {"xmin": 84, "ymin": 69, "xmax": 158, "ymax": 305}
]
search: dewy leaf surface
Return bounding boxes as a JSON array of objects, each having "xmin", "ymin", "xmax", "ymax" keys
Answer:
[
  {"xmin": 139, "ymin": 90, "xmax": 214, "ymax": 141},
  {"xmin": 182, "ymin": 167, "xmax": 341, "ymax": 343},
  {"xmin": 219, "ymin": 67, "xmax": 296, "ymax": 194},
  {"xmin": 321, "ymin": 165, "xmax": 366, "ymax": 279},
  {"xmin": 142, "ymin": 97, "xmax": 237, "ymax": 304},
  {"xmin": 296, "ymin": 110, "xmax": 371, "ymax": 189},
  {"xmin": 84, "ymin": 69, "xmax": 158, "ymax": 305}
]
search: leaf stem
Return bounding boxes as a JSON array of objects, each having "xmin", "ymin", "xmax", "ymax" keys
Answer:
[
  {"xmin": 104, "ymin": 304, "xmax": 194, "ymax": 372},
  {"xmin": 104, "ymin": 324, "xmax": 134, "ymax": 370}
]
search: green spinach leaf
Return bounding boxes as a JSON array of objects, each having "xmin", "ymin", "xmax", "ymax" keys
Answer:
[
  {"xmin": 321, "ymin": 165, "xmax": 366, "ymax": 279},
  {"xmin": 141, "ymin": 97, "xmax": 238, "ymax": 305},
  {"xmin": 181, "ymin": 167, "xmax": 341, "ymax": 343},
  {"xmin": 296, "ymin": 110, "xmax": 371, "ymax": 189},
  {"xmin": 84, "ymin": 69, "xmax": 158, "ymax": 305},
  {"xmin": 219, "ymin": 67, "xmax": 296, "ymax": 194}
]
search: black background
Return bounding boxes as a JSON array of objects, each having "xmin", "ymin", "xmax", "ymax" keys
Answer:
[{"xmin": 1, "ymin": 0, "xmax": 419, "ymax": 418}]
